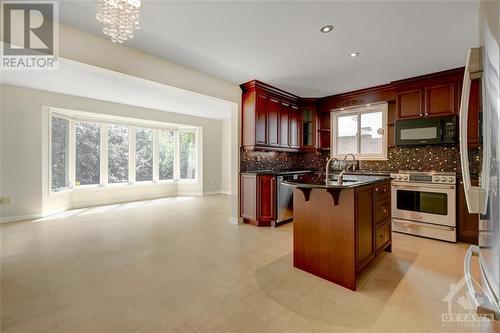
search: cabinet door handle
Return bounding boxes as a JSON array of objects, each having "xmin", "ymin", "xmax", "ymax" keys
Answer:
[
  {"xmin": 425, "ymin": 112, "xmax": 429, "ymax": 117},
  {"xmin": 420, "ymin": 113, "xmax": 423, "ymax": 117}
]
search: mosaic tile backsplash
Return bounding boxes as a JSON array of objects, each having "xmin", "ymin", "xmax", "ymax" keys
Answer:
[{"xmin": 241, "ymin": 146, "xmax": 482, "ymax": 175}]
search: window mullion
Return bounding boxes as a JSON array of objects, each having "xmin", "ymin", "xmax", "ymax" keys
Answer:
[
  {"xmin": 153, "ymin": 129, "xmax": 159, "ymax": 182},
  {"xmin": 129, "ymin": 126, "xmax": 136, "ymax": 184},
  {"xmin": 357, "ymin": 113, "xmax": 361, "ymax": 156},
  {"xmin": 69, "ymin": 119, "xmax": 76, "ymax": 188},
  {"xmin": 100, "ymin": 124, "xmax": 108, "ymax": 186},
  {"xmin": 174, "ymin": 130, "xmax": 180, "ymax": 180}
]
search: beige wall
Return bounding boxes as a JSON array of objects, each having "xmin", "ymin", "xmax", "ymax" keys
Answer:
[
  {"xmin": 1, "ymin": 20, "xmax": 242, "ymax": 223},
  {"xmin": 0, "ymin": 84, "xmax": 226, "ymax": 221}
]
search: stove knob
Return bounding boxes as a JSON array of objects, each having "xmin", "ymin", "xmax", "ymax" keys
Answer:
[
  {"xmin": 448, "ymin": 177, "xmax": 454, "ymax": 183},
  {"xmin": 397, "ymin": 175, "xmax": 402, "ymax": 180}
]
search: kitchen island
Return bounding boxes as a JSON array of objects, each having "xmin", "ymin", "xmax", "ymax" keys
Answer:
[{"xmin": 283, "ymin": 174, "xmax": 392, "ymax": 290}]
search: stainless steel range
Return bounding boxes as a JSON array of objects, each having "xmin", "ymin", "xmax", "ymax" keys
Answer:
[{"xmin": 390, "ymin": 171, "xmax": 457, "ymax": 242}]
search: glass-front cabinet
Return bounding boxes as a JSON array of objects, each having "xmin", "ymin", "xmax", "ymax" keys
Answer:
[
  {"xmin": 299, "ymin": 98, "xmax": 318, "ymax": 151},
  {"xmin": 302, "ymin": 109, "xmax": 314, "ymax": 147}
]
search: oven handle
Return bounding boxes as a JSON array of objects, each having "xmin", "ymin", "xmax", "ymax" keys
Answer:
[{"xmin": 392, "ymin": 183, "xmax": 455, "ymax": 190}]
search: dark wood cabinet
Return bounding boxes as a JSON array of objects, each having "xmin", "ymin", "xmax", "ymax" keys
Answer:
[
  {"xmin": 241, "ymin": 80, "xmax": 301, "ymax": 152},
  {"xmin": 293, "ymin": 179, "xmax": 392, "ymax": 290},
  {"xmin": 458, "ymin": 179, "xmax": 479, "ymax": 244},
  {"xmin": 289, "ymin": 105, "xmax": 300, "ymax": 148},
  {"xmin": 240, "ymin": 173, "xmax": 275, "ymax": 227},
  {"xmin": 255, "ymin": 94, "xmax": 268, "ymax": 145},
  {"xmin": 279, "ymin": 101, "xmax": 289, "ymax": 147},
  {"xmin": 355, "ymin": 180, "xmax": 392, "ymax": 271},
  {"xmin": 267, "ymin": 98, "xmax": 280, "ymax": 147},
  {"xmin": 356, "ymin": 186, "xmax": 375, "ymax": 268},
  {"xmin": 397, "ymin": 88, "xmax": 423, "ymax": 119},
  {"xmin": 425, "ymin": 83, "xmax": 455, "ymax": 117},
  {"xmin": 395, "ymin": 68, "xmax": 464, "ymax": 120}
]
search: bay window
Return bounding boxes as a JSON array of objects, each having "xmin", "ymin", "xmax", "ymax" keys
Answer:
[
  {"xmin": 108, "ymin": 124, "xmax": 129, "ymax": 184},
  {"xmin": 49, "ymin": 111, "xmax": 199, "ymax": 192},
  {"xmin": 135, "ymin": 128, "xmax": 153, "ymax": 182},
  {"xmin": 179, "ymin": 130, "xmax": 197, "ymax": 180},
  {"xmin": 75, "ymin": 121, "xmax": 101, "ymax": 186},
  {"xmin": 159, "ymin": 129, "xmax": 175, "ymax": 180},
  {"xmin": 51, "ymin": 116, "xmax": 69, "ymax": 190}
]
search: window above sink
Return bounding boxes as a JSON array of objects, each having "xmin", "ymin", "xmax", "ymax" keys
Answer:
[{"xmin": 331, "ymin": 103, "xmax": 388, "ymax": 160}]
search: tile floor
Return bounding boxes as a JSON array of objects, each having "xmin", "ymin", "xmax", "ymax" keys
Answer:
[{"xmin": 1, "ymin": 195, "xmax": 498, "ymax": 333}]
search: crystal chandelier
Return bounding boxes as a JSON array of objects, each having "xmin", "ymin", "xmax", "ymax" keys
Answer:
[{"xmin": 96, "ymin": 0, "xmax": 141, "ymax": 43}]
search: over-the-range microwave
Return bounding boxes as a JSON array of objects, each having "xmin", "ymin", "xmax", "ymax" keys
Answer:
[{"xmin": 395, "ymin": 115, "xmax": 457, "ymax": 146}]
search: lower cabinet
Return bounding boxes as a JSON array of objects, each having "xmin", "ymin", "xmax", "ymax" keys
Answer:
[
  {"xmin": 356, "ymin": 186, "xmax": 374, "ymax": 268},
  {"xmin": 240, "ymin": 174, "xmax": 275, "ymax": 226},
  {"xmin": 356, "ymin": 181, "xmax": 392, "ymax": 270}
]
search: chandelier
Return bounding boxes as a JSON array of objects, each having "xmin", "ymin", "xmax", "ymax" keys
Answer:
[{"xmin": 96, "ymin": 0, "xmax": 141, "ymax": 43}]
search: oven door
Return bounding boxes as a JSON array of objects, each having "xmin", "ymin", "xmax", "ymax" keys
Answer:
[{"xmin": 391, "ymin": 181, "xmax": 456, "ymax": 227}]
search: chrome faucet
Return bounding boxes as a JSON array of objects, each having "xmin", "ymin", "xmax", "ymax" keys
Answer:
[
  {"xmin": 325, "ymin": 157, "xmax": 338, "ymax": 183},
  {"xmin": 344, "ymin": 153, "xmax": 357, "ymax": 171}
]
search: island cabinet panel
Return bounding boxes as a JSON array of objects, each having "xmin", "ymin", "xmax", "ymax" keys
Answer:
[
  {"xmin": 376, "ymin": 221, "xmax": 391, "ymax": 252},
  {"xmin": 240, "ymin": 174, "xmax": 275, "ymax": 227},
  {"xmin": 356, "ymin": 186, "xmax": 375, "ymax": 269},
  {"xmin": 293, "ymin": 179, "xmax": 392, "ymax": 291},
  {"xmin": 293, "ymin": 187, "xmax": 357, "ymax": 290},
  {"xmin": 374, "ymin": 199, "xmax": 391, "ymax": 226}
]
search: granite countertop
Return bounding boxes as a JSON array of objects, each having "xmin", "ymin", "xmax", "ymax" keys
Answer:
[
  {"xmin": 240, "ymin": 169, "xmax": 313, "ymax": 176},
  {"xmin": 281, "ymin": 174, "xmax": 392, "ymax": 189}
]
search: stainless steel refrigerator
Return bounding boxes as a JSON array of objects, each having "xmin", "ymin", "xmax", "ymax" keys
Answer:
[{"xmin": 460, "ymin": 1, "xmax": 500, "ymax": 319}]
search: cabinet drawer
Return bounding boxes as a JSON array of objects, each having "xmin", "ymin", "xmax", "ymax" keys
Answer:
[
  {"xmin": 375, "ymin": 199, "xmax": 391, "ymax": 226},
  {"xmin": 374, "ymin": 182, "xmax": 390, "ymax": 201},
  {"xmin": 376, "ymin": 221, "xmax": 391, "ymax": 251}
]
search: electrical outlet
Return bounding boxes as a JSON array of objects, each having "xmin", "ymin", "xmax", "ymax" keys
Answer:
[{"xmin": 0, "ymin": 197, "xmax": 11, "ymax": 205}]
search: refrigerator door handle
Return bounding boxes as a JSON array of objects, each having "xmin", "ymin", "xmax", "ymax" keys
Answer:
[
  {"xmin": 464, "ymin": 245, "xmax": 482, "ymax": 308},
  {"xmin": 464, "ymin": 245, "xmax": 499, "ymax": 320},
  {"xmin": 459, "ymin": 47, "xmax": 488, "ymax": 214}
]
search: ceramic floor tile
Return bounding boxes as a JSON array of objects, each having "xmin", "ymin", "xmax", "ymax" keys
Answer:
[{"xmin": 1, "ymin": 195, "xmax": 497, "ymax": 333}]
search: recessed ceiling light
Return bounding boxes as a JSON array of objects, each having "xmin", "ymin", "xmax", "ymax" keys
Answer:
[
  {"xmin": 349, "ymin": 52, "xmax": 360, "ymax": 58},
  {"xmin": 320, "ymin": 25, "xmax": 334, "ymax": 33}
]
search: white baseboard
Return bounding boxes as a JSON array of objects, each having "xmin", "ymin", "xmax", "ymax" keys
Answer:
[
  {"xmin": 229, "ymin": 217, "xmax": 243, "ymax": 225},
  {"xmin": 203, "ymin": 191, "xmax": 231, "ymax": 196},
  {"xmin": 0, "ymin": 213, "xmax": 43, "ymax": 223}
]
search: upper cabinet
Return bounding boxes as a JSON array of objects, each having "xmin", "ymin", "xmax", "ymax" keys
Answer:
[
  {"xmin": 395, "ymin": 68, "xmax": 464, "ymax": 120},
  {"xmin": 241, "ymin": 80, "xmax": 300, "ymax": 151},
  {"xmin": 242, "ymin": 68, "xmax": 471, "ymax": 152},
  {"xmin": 299, "ymin": 98, "xmax": 318, "ymax": 151},
  {"xmin": 397, "ymin": 89, "xmax": 422, "ymax": 119}
]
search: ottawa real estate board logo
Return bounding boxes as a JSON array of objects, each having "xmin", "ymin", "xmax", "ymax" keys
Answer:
[{"xmin": 1, "ymin": 1, "xmax": 58, "ymax": 70}]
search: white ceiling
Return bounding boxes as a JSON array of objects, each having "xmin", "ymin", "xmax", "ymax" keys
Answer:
[
  {"xmin": 58, "ymin": 1, "xmax": 479, "ymax": 97},
  {"xmin": 0, "ymin": 57, "xmax": 233, "ymax": 119}
]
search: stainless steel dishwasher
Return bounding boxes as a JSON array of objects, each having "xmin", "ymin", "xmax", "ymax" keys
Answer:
[{"xmin": 276, "ymin": 172, "xmax": 309, "ymax": 224}]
